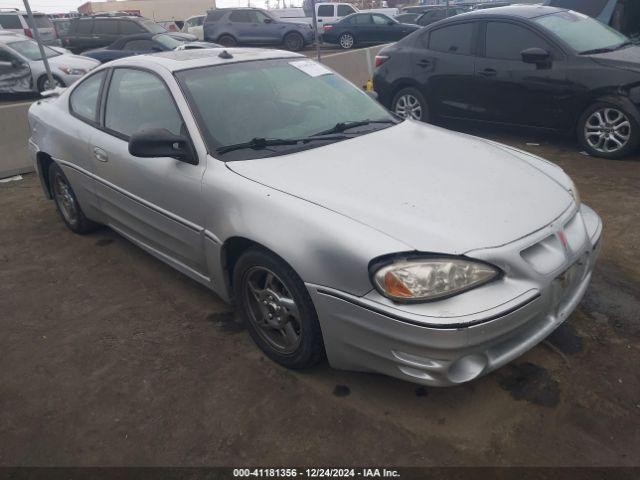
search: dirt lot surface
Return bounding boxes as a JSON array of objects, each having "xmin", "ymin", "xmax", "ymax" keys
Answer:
[{"xmin": 0, "ymin": 127, "xmax": 639, "ymax": 467}]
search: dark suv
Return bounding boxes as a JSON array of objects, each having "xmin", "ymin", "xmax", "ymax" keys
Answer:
[
  {"xmin": 203, "ymin": 8, "xmax": 314, "ymax": 51},
  {"xmin": 63, "ymin": 16, "xmax": 196, "ymax": 53}
]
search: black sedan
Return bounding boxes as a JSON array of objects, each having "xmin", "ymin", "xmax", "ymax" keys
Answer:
[
  {"xmin": 83, "ymin": 33, "xmax": 218, "ymax": 63},
  {"xmin": 321, "ymin": 13, "xmax": 420, "ymax": 50},
  {"xmin": 373, "ymin": 5, "xmax": 640, "ymax": 158}
]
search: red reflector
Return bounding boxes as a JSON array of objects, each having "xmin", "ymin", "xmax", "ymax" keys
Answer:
[
  {"xmin": 323, "ymin": 25, "xmax": 333, "ymax": 31},
  {"xmin": 375, "ymin": 55, "xmax": 389, "ymax": 67},
  {"xmin": 24, "ymin": 28, "xmax": 33, "ymax": 38}
]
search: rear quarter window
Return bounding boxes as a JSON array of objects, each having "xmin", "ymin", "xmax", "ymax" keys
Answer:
[{"xmin": 206, "ymin": 10, "xmax": 226, "ymax": 22}]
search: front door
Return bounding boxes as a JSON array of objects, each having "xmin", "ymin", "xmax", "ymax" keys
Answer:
[
  {"xmin": 90, "ymin": 67, "xmax": 208, "ymax": 275},
  {"xmin": 0, "ymin": 47, "xmax": 31, "ymax": 93},
  {"xmin": 473, "ymin": 21, "xmax": 569, "ymax": 129},
  {"xmin": 413, "ymin": 21, "xmax": 481, "ymax": 119}
]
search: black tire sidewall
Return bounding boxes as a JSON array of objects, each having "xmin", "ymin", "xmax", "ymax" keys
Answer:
[
  {"xmin": 284, "ymin": 32, "xmax": 303, "ymax": 51},
  {"xmin": 233, "ymin": 248, "xmax": 324, "ymax": 369},
  {"xmin": 578, "ymin": 100, "xmax": 639, "ymax": 159},
  {"xmin": 217, "ymin": 35, "xmax": 236, "ymax": 47},
  {"xmin": 37, "ymin": 75, "xmax": 63, "ymax": 93},
  {"xmin": 392, "ymin": 87, "xmax": 428, "ymax": 122},
  {"xmin": 48, "ymin": 162, "xmax": 97, "ymax": 234}
]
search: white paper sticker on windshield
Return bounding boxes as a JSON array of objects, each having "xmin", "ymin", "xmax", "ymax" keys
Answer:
[{"xmin": 289, "ymin": 60, "xmax": 332, "ymax": 77}]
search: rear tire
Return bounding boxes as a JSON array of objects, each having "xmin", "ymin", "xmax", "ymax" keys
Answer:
[
  {"xmin": 577, "ymin": 100, "xmax": 639, "ymax": 159},
  {"xmin": 338, "ymin": 32, "xmax": 355, "ymax": 49},
  {"xmin": 283, "ymin": 32, "xmax": 304, "ymax": 51},
  {"xmin": 392, "ymin": 87, "xmax": 428, "ymax": 122},
  {"xmin": 217, "ymin": 34, "xmax": 237, "ymax": 47},
  {"xmin": 49, "ymin": 162, "xmax": 98, "ymax": 234},
  {"xmin": 233, "ymin": 247, "xmax": 325, "ymax": 369}
]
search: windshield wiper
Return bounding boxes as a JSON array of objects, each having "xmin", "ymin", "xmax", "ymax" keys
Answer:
[
  {"xmin": 312, "ymin": 119, "xmax": 397, "ymax": 137},
  {"xmin": 216, "ymin": 134, "xmax": 351, "ymax": 154},
  {"xmin": 580, "ymin": 41, "xmax": 633, "ymax": 55}
]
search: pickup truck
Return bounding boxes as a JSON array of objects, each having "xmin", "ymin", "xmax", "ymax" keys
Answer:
[{"xmin": 270, "ymin": 3, "xmax": 399, "ymax": 27}]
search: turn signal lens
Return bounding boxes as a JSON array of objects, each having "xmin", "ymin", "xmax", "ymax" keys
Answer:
[
  {"xmin": 373, "ymin": 258, "xmax": 499, "ymax": 302},
  {"xmin": 374, "ymin": 55, "xmax": 389, "ymax": 67}
]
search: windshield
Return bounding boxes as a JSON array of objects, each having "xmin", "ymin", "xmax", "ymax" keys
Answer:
[
  {"xmin": 141, "ymin": 19, "xmax": 166, "ymax": 33},
  {"xmin": 154, "ymin": 34, "xmax": 184, "ymax": 49},
  {"xmin": 7, "ymin": 40, "xmax": 60, "ymax": 60},
  {"xmin": 534, "ymin": 10, "xmax": 629, "ymax": 53},
  {"xmin": 176, "ymin": 58, "xmax": 394, "ymax": 159}
]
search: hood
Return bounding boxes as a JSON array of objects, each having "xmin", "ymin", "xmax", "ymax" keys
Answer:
[
  {"xmin": 227, "ymin": 121, "xmax": 573, "ymax": 254},
  {"xmin": 589, "ymin": 45, "xmax": 640, "ymax": 73},
  {"xmin": 46, "ymin": 54, "xmax": 100, "ymax": 70}
]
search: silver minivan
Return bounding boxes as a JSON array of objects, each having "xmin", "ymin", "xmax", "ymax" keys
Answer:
[{"xmin": 0, "ymin": 8, "xmax": 59, "ymax": 46}]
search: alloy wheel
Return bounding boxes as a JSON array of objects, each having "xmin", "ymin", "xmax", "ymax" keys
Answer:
[
  {"xmin": 52, "ymin": 173, "xmax": 78, "ymax": 226},
  {"xmin": 394, "ymin": 94, "xmax": 422, "ymax": 120},
  {"xmin": 584, "ymin": 107, "xmax": 631, "ymax": 154},
  {"xmin": 243, "ymin": 266, "xmax": 302, "ymax": 354},
  {"xmin": 339, "ymin": 33, "xmax": 354, "ymax": 49}
]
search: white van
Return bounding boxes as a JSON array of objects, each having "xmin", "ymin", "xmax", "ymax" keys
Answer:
[
  {"xmin": 0, "ymin": 8, "xmax": 59, "ymax": 46},
  {"xmin": 271, "ymin": 3, "xmax": 398, "ymax": 26},
  {"xmin": 182, "ymin": 14, "xmax": 205, "ymax": 40}
]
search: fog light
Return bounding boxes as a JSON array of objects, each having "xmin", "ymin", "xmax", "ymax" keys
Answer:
[{"xmin": 447, "ymin": 354, "xmax": 488, "ymax": 384}]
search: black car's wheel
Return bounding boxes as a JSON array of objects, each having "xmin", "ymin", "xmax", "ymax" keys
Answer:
[
  {"xmin": 283, "ymin": 32, "xmax": 304, "ymax": 51},
  {"xmin": 233, "ymin": 247, "xmax": 325, "ymax": 369},
  {"xmin": 217, "ymin": 34, "xmax": 237, "ymax": 47},
  {"xmin": 338, "ymin": 32, "xmax": 355, "ymax": 49},
  {"xmin": 392, "ymin": 87, "xmax": 428, "ymax": 121},
  {"xmin": 37, "ymin": 75, "xmax": 65, "ymax": 93},
  {"xmin": 578, "ymin": 101, "xmax": 639, "ymax": 159},
  {"xmin": 48, "ymin": 162, "xmax": 98, "ymax": 234}
]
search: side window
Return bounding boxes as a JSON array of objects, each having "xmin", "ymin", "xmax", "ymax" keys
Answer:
[
  {"xmin": 120, "ymin": 20, "xmax": 144, "ymax": 34},
  {"xmin": 485, "ymin": 22, "xmax": 551, "ymax": 61},
  {"xmin": 354, "ymin": 14, "xmax": 372, "ymax": 25},
  {"xmin": 372, "ymin": 14, "xmax": 390, "ymax": 25},
  {"xmin": 254, "ymin": 11, "xmax": 271, "ymax": 23},
  {"xmin": 317, "ymin": 5, "xmax": 334, "ymax": 17},
  {"xmin": 77, "ymin": 19, "xmax": 93, "ymax": 34},
  {"xmin": 0, "ymin": 14, "xmax": 22, "ymax": 29},
  {"xmin": 337, "ymin": 5, "xmax": 355, "ymax": 16},
  {"xmin": 123, "ymin": 39, "xmax": 156, "ymax": 51},
  {"xmin": 0, "ymin": 48, "xmax": 17, "ymax": 62},
  {"xmin": 206, "ymin": 10, "xmax": 226, "ymax": 22},
  {"xmin": 105, "ymin": 69, "xmax": 183, "ymax": 139},
  {"xmin": 69, "ymin": 70, "xmax": 106, "ymax": 123},
  {"xmin": 428, "ymin": 22, "xmax": 474, "ymax": 55},
  {"xmin": 93, "ymin": 20, "xmax": 118, "ymax": 35},
  {"xmin": 229, "ymin": 11, "xmax": 253, "ymax": 23}
]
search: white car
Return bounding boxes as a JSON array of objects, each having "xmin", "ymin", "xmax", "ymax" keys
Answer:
[
  {"xmin": 182, "ymin": 15, "xmax": 205, "ymax": 40},
  {"xmin": 0, "ymin": 8, "xmax": 59, "ymax": 45},
  {"xmin": 0, "ymin": 33, "xmax": 99, "ymax": 93}
]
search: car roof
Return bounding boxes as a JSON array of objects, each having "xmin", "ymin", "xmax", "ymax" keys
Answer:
[
  {"xmin": 454, "ymin": 5, "xmax": 567, "ymax": 19},
  {"xmin": 108, "ymin": 47, "xmax": 303, "ymax": 72}
]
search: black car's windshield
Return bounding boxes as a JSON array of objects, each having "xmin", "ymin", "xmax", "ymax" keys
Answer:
[
  {"xmin": 141, "ymin": 19, "xmax": 166, "ymax": 33},
  {"xmin": 176, "ymin": 58, "xmax": 395, "ymax": 160},
  {"xmin": 7, "ymin": 40, "xmax": 60, "ymax": 60},
  {"xmin": 534, "ymin": 10, "xmax": 629, "ymax": 54},
  {"xmin": 153, "ymin": 34, "xmax": 184, "ymax": 49}
]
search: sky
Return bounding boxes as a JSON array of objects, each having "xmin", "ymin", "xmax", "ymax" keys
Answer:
[{"xmin": 0, "ymin": 0, "xmax": 291, "ymax": 13}]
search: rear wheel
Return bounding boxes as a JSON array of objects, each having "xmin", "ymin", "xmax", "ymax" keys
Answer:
[
  {"xmin": 338, "ymin": 32, "xmax": 355, "ymax": 49},
  {"xmin": 217, "ymin": 34, "xmax": 237, "ymax": 47},
  {"xmin": 49, "ymin": 162, "xmax": 98, "ymax": 234},
  {"xmin": 578, "ymin": 101, "xmax": 639, "ymax": 159},
  {"xmin": 392, "ymin": 87, "xmax": 428, "ymax": 121},
  {"xmin": 233, "ymin": 248, "xmax": 324, "ymax": 369},
  {"xmin": 284, "ymin": 32, "xmax": 304, "ymax": 51}
]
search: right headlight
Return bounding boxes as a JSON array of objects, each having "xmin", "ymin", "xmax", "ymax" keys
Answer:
[{"xmin": 372, "ymin": 257, "xmax": 500, "ymax": 303}]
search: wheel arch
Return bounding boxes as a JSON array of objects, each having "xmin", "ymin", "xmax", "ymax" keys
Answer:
[{"xmin": 36, "ymin": 151, "xmax": 55, "ymax": 199}]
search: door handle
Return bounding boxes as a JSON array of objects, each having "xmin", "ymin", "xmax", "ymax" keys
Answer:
[
  {"xmin": 93, "ymin": 147, "xmax": 108, "ymax": 163},
  {"xmin": 478, "ymin": 68, "xmax": 497, "ymax": 77},
  {"xmin": 416, "ymin": 59, "xmax": 431, "ymax": 68}
]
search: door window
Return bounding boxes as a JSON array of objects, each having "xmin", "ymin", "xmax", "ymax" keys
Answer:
[
  {"xmin": 229, "ymin": 10, "xmax": 254, "ymax": 22},
  {"xmin": 93, "ymin": 19, "xmax": 119, "ymax": 35},
  {"xmin": 69, "ymin": 70, "xmax": 107, "ymax": 123},
  {"xmin": 76, "ymin": 19, "xmax": 93, "ymax": 34},
  {"xmin": 105, "ymin": 69, "xmax": 183, "ymax": 139},
  {"xmin": 317, "ymin": 5, "xmax": 334, "ymax": 17},
  {"xmin": 337, "ymin": 5, "xmax": 355, "ymax": 16},
  {"xmin": 485, "ymin": 22, "xmax": 550, "ymax": 60},
  {"xmin": 372, "ymin": 14, "xmax": 391, "ymax": 25},
  {"xmin": 0, "ymin": 14, "xmax": 22, "ymax": 29},
  {"xmin": 353, "ymin": 14, "xmax": 373, "ymax": 25},
  {"xmin": 428, "ymin": 22, "xmax": 474, "ymax": 55},
  {"xmin": 0, "ymin": 48, "xmax": 17, "ymax": 62},
  {"xmin": 254, "ymin": 11, "xmax": 272, "ymax": 23},
  {"xmin": 119, "ymin": 20, "xmax": 144, "ymax": 34},
  {"xmin": 123, "ymin": 39, "xmax": 156, "ymax": 51},
  {"xmin": 23, "ymin": 15, "xmax": 53, "ymax": 29}
]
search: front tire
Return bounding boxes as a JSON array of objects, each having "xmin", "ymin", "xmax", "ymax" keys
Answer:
[
  {"xmin": 37, "ymin": 75, "xmax": 64, "ymax": 93},
  {"xmin": 283, "ymin": 32, "xmax": 304, "ymax": 51},
  {"xmin": 338, "ymin": 32, "xmax": 355, "ymax": 49},
  {"xmin": 49, "ymin": 162, "xmax": 98, "ymax": 234},
  {"xmin": 578, "ymin": 101, "xmax": 639, "ymax": 159},
  {"xmin": 233, "ymin": 248, "xmax": 325, "ymax": 369},
  {"xmin": 216, "ymin": 34, "xmax": 237, "ymax": 47},
  {"xmin": 392, "ymin": 87, "xmax": 428, "ymax": 121}
]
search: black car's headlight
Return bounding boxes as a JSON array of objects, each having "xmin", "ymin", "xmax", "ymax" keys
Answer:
[{"xmin": 371, "ymin": 256, "xmax": 500, "ymax": 302}]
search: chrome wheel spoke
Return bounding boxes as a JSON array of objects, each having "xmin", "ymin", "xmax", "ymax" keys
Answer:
[{"xmin": 585, "ymin": 107, "xmax": 631, "ymax": 153}]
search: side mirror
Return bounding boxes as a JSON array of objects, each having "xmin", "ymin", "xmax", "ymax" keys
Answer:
[
  {"xmin": 128, "ymin": 128, "xmax": 196, "ymax": 164},
  {"xmin": 387, "ymin": 20, "xmax": 395, "ymax": 25},
  {"xmin": 521, "ymin": 47, "xmax": 550, "ymax": 66},
  {"xmin": 264, "ymin": 18, "xmax": 273, "ymax": 23},
  {"xmin": 11, "ymin": 59, "xmax": 23, "ymax": 68}
]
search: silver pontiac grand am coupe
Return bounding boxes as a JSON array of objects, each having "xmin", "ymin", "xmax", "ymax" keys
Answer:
[{"xmin": 28, "ymin": 48, "xmax": 603, "ymax": 386}]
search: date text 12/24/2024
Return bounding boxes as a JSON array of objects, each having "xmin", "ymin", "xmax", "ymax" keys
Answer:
[{"xmin": 233, "ymin": 469, "xmax": 401, "ymax": 478}]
